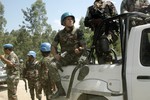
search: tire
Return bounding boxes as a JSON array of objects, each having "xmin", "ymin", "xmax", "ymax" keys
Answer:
[{"xmin": 78, "ymin": 94, "xmax": 108, "ymax": 100}]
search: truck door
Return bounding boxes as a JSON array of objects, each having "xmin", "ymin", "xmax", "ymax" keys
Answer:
[{"xmin": 127, "ymin": 26, "xmax": 150, "ymax": 100}]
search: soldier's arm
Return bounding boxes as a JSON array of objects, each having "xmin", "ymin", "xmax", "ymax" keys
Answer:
[
  {"xmin": 107, "ymin": 1, "xmax": 118, "ymax": 15},
  {"xmin": 120, "ymin": 0, "xmax": 128, "ymax": 14},
  {"xmin": 84, "ymin": 6, "xmax": 94, "ymax": 28},
  {"xmin": 76, "ymin": 30, "xmax": 87, "ymax": 52},
  {"xmin": 51, "ymin": 33, "xmax": 61, "ymax": 60},
  {"xmin": 0, "ymin": 55, "xmax": 15, "ymax": 67},
  {"xmin": 23, "ymin": 62, "xmax": 28, "ymax": 78}
]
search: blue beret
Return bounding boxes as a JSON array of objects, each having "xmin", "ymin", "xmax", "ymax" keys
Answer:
[{"xmin": 3, "ymin": 44, "xmax": 13, "ymax": 49}]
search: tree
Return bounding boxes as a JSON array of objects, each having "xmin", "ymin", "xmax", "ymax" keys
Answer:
[
  {"xmin": 79, "ymin": 17, "xmax": 93, "ymax": 48},
  {"xmin": 21, "ymin": 0, "xmax": 52, "ymax": 35},
  {"xmin": 15, "ymin": 28, "xmax": 32, "ymax": 59},
  {"xmin": 0, "ymin": 1, "xmax": 7, "ymax": 53},
  {"xmin": 0, "ymin": 1, "xmax": 6, "ymax": 34},
  {"xmin": 20, "ymin": 0, "xmax": 54, "ymax": 57}
]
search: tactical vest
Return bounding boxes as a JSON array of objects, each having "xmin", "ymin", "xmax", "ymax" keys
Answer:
[
  {"xmin": 39, "ymin": 56, "xmax": 52, "ymax": 80},
  {"xmin": 6, "ymin": 52, "xmax": 20, "ymax": 76},
  {"xmin": 25, "ymin": 60, "xmax": 39, "ymax": 79},
  {"xmin": 127, "ymin": 0, "xmax": 149, "ymax": 11},
  {"xmin": 57, "ymin": 28, "xmax": 83, "ymax": 53},
  {"xmin": 89, "ymin": 2, "xmax": 115, "ymax": 19}
]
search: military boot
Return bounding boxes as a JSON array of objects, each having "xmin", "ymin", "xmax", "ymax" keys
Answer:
[
  {"xmin": 51, "ymin": 81, "xmax": 66, "ymax": 99},
  {"xmin": 37, "ymin": 95, "xmax": 42, "ymax": 100}
]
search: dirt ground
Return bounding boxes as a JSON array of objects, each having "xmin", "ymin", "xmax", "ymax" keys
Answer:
[
  {"xmin": 0, "ymin": 80, "xmax": 67, "ymax": 100},
  {"xmin": 0, "ymin": 80, "xmax": 47, "ymax": 100}
]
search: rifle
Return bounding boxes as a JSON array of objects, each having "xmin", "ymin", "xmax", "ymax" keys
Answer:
[
  {"xmin": 23, "ymin": 78, "xmax": 28, "ymax": 92},
  {"xmin": 52, "ymin": 51, "xmax": 67, "ymax": 72}
]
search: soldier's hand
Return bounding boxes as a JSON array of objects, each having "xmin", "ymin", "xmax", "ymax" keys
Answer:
[
  {"xmin": 51, "ymin": 81, "xmax": 56, "ymax": 91},
  {"xmin": 90, "ymin": 19, "xmax": 102, "ymax": 26},
  {"xmin": 75, "ymin": 48, "xmax": 81, "ymax": 54},
  {"xmin": 0, "ymin": 55, "xmax": 4, "ymax": 60}
]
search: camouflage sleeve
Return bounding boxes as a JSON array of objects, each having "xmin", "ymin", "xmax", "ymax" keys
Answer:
[
  {"xmin": 8, "ymin": 53, "xmax": 18, "ymax": 65},
  {"xmin": 120, "ymin": 0, "xmax": 128, "ymax": 13},
  {"xmin": 52, "ymin": 32, "xmax": 60, "ymax": 47},
  {"xmin": 23, "ymin": 62, "xmax": 28, "ymax": 78},
  {"xmin": 8, "ymin": 52, "xmax": 20, "ymax": 70},
  {"xmin": 106, "ymin": 1, "xmax": 118, "ymax": 15},
  {"xmin": 35, "ymin": 61, "xmax": 40, "ymax": 69},
  {"xmin": 84, "ymin": 6, "xmax": 93, "ymax": 28},
  {"xmin": 34, "ymin": 61, "xmax": 39, "ymax": 77}
]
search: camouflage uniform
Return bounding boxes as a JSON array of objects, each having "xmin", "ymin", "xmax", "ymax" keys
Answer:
[
  {"xmin": 84, "ymin": 0, "xmax": 118, "ymax": 30},
  {"xmin": 50, "ymin": 27, "xmax": 87, "ymax": 98},
  {"xmin": 5, "ymin": 51, "xmax": 20, "ymax": 100},
  {"xmin": 120, "ymin": 0, "xmax": 150, "ymax": 13},
  {"xmin": 38, "ymin": 56, "xmax": 53, "ymax": 100},
  {"xmin": 84, "ymin": 0, "xmax": 118, "ymax": 64},
  {"xmin": 24, "ymin": 60, "xmax": 41, "ymax": 100},
  {"xmin": 19, "ymin": 61, "xmax": 25, "ymax": 79},
  {"xmin": 52, "ymin": 27, "xmax": 87, "ymax": 67},
  {"xmin": 120, "ymin": 0, "xmax": 150, "ymax": 30}
]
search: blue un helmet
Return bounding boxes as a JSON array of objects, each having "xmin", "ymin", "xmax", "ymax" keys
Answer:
[
  {"xmin": 61, "ymin": 12, "xmax": 75, "ymax": 25},
  {"xmin": 27, "ymin": 51, "xmax": 36, "ymax": 58},
  {"xmin": 3, "ymin": 44, "xmax": 13, "ymax": 49},
  {"xmin": 40, "ymin": 42, "xmax": 51, "ymax": 52}
]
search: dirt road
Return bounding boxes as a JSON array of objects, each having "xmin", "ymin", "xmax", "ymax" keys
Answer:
[
  {"xmin": 0, "ymin": 80, "xmax": 67, "ymax": 100},
  {"xmin": 0, "ymin": 80, "xmax": 47, "ymax": 100}
]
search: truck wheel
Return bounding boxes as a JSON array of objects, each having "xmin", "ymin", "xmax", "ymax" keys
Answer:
[
  {"xmin": 78, "ymin": 94, "xmax": 108, "ymax": 100},
  {"xmin": 87, "ymin": 95, "xmax": 108, "ymax": 100}
]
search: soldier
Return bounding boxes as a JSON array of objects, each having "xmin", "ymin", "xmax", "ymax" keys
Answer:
[
  {"xmin": 120, "ymin": 0, "xmax": 150, "ymax": 13},
  {"xmin": 84, "ymin": 0, "xmax": 118, "ymax": 64},
  {"xmin": 50, "ymin": 12, "xmax": 87, "ymax": 98},
  {"xmin": 19, "ymin": 59, "xmax": 25, "ymax": 79},
  {"xmin": 38, "ymin": 42, "xmax": 54, "ymax": 100},
  {"xmin": 0, "ymin": 44, "xmax": 20, "ymax": 100},
  {"xmin": 120, "ymin": 0, "xmax": 150, "ymax": 31},
  {"xmin": 24, "ymin": 51, "xmax": 41, "ymax": 100}
]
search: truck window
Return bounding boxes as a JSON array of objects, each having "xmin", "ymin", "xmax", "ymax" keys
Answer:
[{"xmin": 140, "ymin": 28, "xmax": 150, "ymax": 66}]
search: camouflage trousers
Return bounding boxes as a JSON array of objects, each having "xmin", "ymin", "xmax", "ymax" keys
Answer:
[
  {"xmin": 48, "ymin": 63, "xmax": 61, "ymax": 82},
  {"xmin": 7, "ymin": 77, "xmax": 19, "ymax": 100},
  {"xmin": 59, "ymin": 53, "xmax": 79, "ymax": 66},
  {"xmin": 38, "ymin": 79, "xmax": 52, "ymax": 100},
  {"xmin": 28, "ymin": 79, "xmax": 41, "ymax": 100},
  {"xmin": 50, "ymin": 53, "xmax": 79, "ymax": 82}
]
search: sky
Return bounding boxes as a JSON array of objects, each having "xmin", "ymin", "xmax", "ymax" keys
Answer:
[{"xmin": 1, "ymin": 0, "xmax": 122, "ymax": 32}]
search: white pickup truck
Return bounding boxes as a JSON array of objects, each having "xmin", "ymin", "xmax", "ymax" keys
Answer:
[
  {"xmin": 0, "ymin": 60, "xmax": 7, "ymax": 85},
  {"xmin": 56, "ymin": 12, "xmax": 150, "ymax": 100}
]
